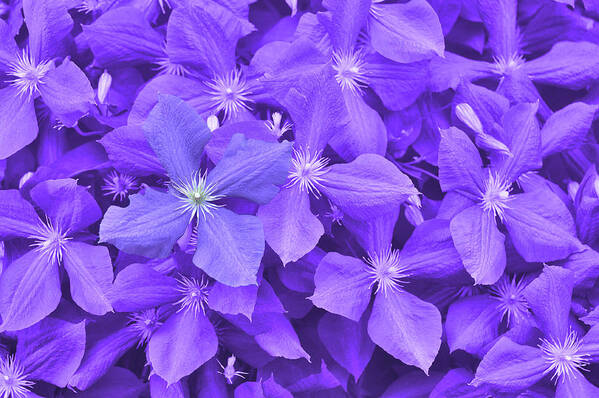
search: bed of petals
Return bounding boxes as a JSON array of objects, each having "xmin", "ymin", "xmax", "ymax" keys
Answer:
[{"xmin": 2, "ymin": 0, "xmax": 599, "ymax": 397}]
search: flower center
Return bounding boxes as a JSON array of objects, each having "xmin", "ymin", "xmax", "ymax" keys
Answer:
[
  {"xmin": 332, "ymin": 50, "xmax": 368, "ymax": 96},
  {"xmin": 29, "ymin": 218, "xmax": 71, "ymax": 264},
  {"xmin": 174, "ymin": 275, "xmax": 209, "ymax": 316},
  {"xmin": 539, "ymin": 330, "xmax": 589, "ymax": 382},
  {"xmin": 7, "ymin": 50, "xmax": 52, "ymax": 99},
  {"xmin": 171, "ymin": 171, "xmax": 223, "ymax": 221},
  {"xmin": 102, "ymin": 171, "xmax": 138, "ymax": 201},
  {"xmin": 218, "ymin": 355, "xmax": 247, "ymax": 384},
  {"xmin": 205, "ymin": 69, "xmax": 253, "ymax": 119},
  {"xmin": 489, "ymin": 276, "xmax": 529, "ymax": 326},
  {"xmin": 493, "ymin": 53, "xmax": 525, "ymax": 76},
  {"xmin": 364, "ymin": 247, "xmax": 410, "ymax": 296},
  {"xmin": 0, "ymin": 356, "xmax": 34, "ymax": 398},
  {"xmin": 480, "ymin": 171, "xmax": 511, "ymax": 220},
  {"xmin": 286, "ymin": 147, "xmax": 329, "ymax": 196},
  {"xmin": 128, "ymin": 309, "xmax": 163, "ymax": 347},
  {"xmin": 155, "ymin": 57, "xmax": 188, "ymax": 77}
]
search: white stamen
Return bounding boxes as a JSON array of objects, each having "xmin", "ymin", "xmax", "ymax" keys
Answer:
[
  {"xmin": 286, "ymin": 147, "xmax": 329, "ymax": 197},
  {"xmin": 479, "ymin": 171, "xmax": 512, "ymax": 220},
  {"xmin": 489, "ymin": 275, "xmax": 529, "ymax": 326},
  {"xmin": 29, "ymin": 217, "xmax": 71, "ymax": 264},
  {"xmin": 364, "ymin": 247, "xmax": 410, "ymax": 296},
  {"xmin": 102, "ymin": 171, "xmax": 138, "ymax": 201},
  {"xmin": 265, "ymin": 112, "xmax": 293, "ymax": 137},
  {"xmin": 493, "ymin": 54, "xmax": 525, "ymax": 76},
  {"xmin": 170, "ymin": 171, "xmax": 224, "ymax": 221},
  {"xmin": 217, "ymin": 355, "xmax": 247, "ymax": 384},
  {"xmin": 128, "ymin": 309, "xmax": 163, "ymax": 347},
  {"xmin": 7, "ymin": 50, "xmax": 52, "ymax": 100},
  {"xmin": 204, "ymin": 69, "xmax": 253, "ymax": 119},
  {"xmin": 539, "ymin": 330, "xmax": 589, "ymax": 383},
  {"xmin": 0, "ymin": 356, "xmax": 34, "ymax": 398},
  {"xmin": 174, "ymin": 275, "xmax": 209, "ymax": 316},
  {"xmin": 332, "ymin": 50, "xmax": 368, "ymax": 96}
]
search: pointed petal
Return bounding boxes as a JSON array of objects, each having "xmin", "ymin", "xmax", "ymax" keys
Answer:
[
  {"xmin": 504, "ymin": 192, "xmax": 582, "ymax": 263},
  {"xmin": 257, "ymin": 187, "xmax": 323, "ymax": 265},
  {"xmin": 318, "ymin": 313, "xmax": 374, "ymax": 380},
  {"xmin": 281, "ymin": 69, "xmax": 348, "ymax": 152},
  {"xmin": 446, "ymin": 295, "xmax": 501, "ymax": 355},
  {"xmin": 523, "ymin": 266, "xmax": 573, "ymax": 341},
  {"xmin": 472, "ymin": 337, "xmax": 545, "ymax": 390},
  {"xmin": 17, "ymin": 317, "xmax": 85, "ymax": 387},
  {"xmin": 450, "ymin": 205, "xmax": 506, "ymax": 285},
  {"xmin": 523, "ymin": 41, "xmax": 599, "ymax": 90},
  {"xmin": 23, "ymin": 0, "xmax": 72, "ymax": 60},
  {"xmin": 541, "ymin": 102, "xmax": 597, "ymax": 157},
  {"xmin": 495, "ymin": 103, "xmax": 541, "ymax": 183},
  {"xmin": 82, "ymin": 6, "xmax": 165, "ymax": 66},
  {"xmin": 476, "ymin": 0, "xmax": 518, "ymax": 59},
  {"xmin": 99, "ymin": 125, "xmax": 165, "ymax": 176},
  {"xmin": 562, "ymin": 246, "xmax": 599, "ymax": 291},
  {"xmin": 367, "ymin": 291, "xmax": 442, "ymax": 373},
  {"xmin": 328, "ymin": 92, "xmax": 387, "ymax": 160},
  {"xmin": 110, "ymin": 263, "xmax": 179, "ymax": 312},
  {"xmin": 556, "ymin": 372, "xmax": 599, "ymax": 398},
  {"xmin": 148, "ymin": 310, "xmax": 218, "ymax": 385},
  {"xmin": 99, "ymin": 188, "xmax": 189, "ymax": 258},
  {"xmin": 324, "ymin": 0, "xmax": 370, "ymax": 51},
  {"xmin": 254, "ymin": 313, "xmax": 310, "ymax": 361},
  {"xmin": 143, "ymin": 94, "xmax": 211, "ymax": 182},
  {"xmin": 0, "ymin": 251, "xmax": 61, "ymax": 331},
  {"xmin": 0, "ymin": 190, "xmax": 40, "ymax": 239},
  {"xmin": 204, "ymin": 121, "xmax": 277, "ymax": 164},
  {"xmin": 193, "ymin": 208, "xmax": 264, "ymax": 287},
  {"xmin": 39, "ymin": 60, "xmax": 94, "ymax": 127},
  {"xmin": 438, "ymin": 127, "xmax": 484, "ymax": 195},
  {"xmin": 0, "ymin": 86, "xmax": 37, "ymax": 160},
  {"xmin": 208, "ymin": 282, "xmax": 258, "ymax": 320},
  {"xmin": 401, "ymin": 219, "xmax": 467, "ymax": 281},
  {"xmin": 343, "ymin": 209, "xmax": 399, "ymax": 254},
  {"xmin": 30, "ymin": 178, "xmax": 102, "ymax": 233},
  {"xmin": 63, "ymin": 242, "xmax": 113, "ymax": 316},
  {"xmin": 310, "ymin": 252, "xmax": 372, "ymax": 322},
  {"xmin": 319, "ymin": 154, "xmax": 418, "ymax": 220},
  {"xmin": 429, "ymin": 52, "xmax": 495, "ymax": 92},
  {"xmin": 368, "ymin": 0, "xmax": 444, "ymax": 62},
  {"xmin": 207, "ymin": 134, "xmax": 292, "ymax": 204}
]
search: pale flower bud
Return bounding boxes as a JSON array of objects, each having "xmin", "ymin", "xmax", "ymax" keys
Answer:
[
  {"xmin": 19, "ymin": 172, "xmax": 34, "ymax": 189},
  {"xmin": 207, "ymin": 115, "xmax": 220, "ymax": 132},
  {"xmin": 97, "ymin": 70, "xmax": 112, "ymax": 105},
  {"xmin": 568, "ymin": 181, "xmax": 580, "ymax": 202},
  {"xmin": 455, "ymin": 103, "xmax": 483, "ymax": 135}
]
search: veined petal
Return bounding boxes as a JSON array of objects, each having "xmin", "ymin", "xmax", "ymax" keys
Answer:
[
  {"xmin": 476, "ymin": 0, "xmax": 518, "ymax": 60},
  {"xmin": 319, "ymin": 154, "xmax": 418, "ymax": 221},
  {"xmin": 110, "ymin": 263, "xmax": 179, "ymax": 312},
  {"xmin": 429, "ymin": 52, "xmax": 495, "ymax": 92},
  {"xmin": 450, "ymin": 205, "xmax": 506, "ymax": 285},
  {"xmin": 143, "ymin": 94, "xmax": 211, "ymax": 183},
  {"xmin": 438, "ymin": 127, "xmax": 484, "ymax": 195},
  {"xmin": 100, "ymin": 188, "xmax": 189, "ymax": 258},
  {"xmin": 63, "ymin": 242, "xmax": 113, "ymax": 316},
  {"xmin": 446, "ymin": 295, "xmax": 501, "ymax": 355},
  {"xmin": 0, "ymin": 250, "xmax": 61, "ymax": 332},
  {"xmin": 193, "ymin": 208, "xmax": 264, "ymax": 287},
  {"xmin": 367, "ymin": 291, "xmax": 442, "ymax": 374},
  {"xmin": 207, "ymin": 134, "xmax": 292, "ymax": 204},
  {"xmin": 148, "ymin": 310, "xmax": 218, "ymax": 385},
  {"xmin": 0, "ymin": 86, "xmax": 37, "ymax": 160},
  {"xmin": 323, "ymin": 0, "xmax": 370, "ymax": 51},
  {"xmin": 0, "ymin": 190, "xmax": 40, "ymax": 239},
  {"xmin": 257, "ymin": 186, "xmax": 324, "ymax": 265},
  {"xmin": 472, "ymin": 337, "xmax": 546, "ymax": 390},
  {"xmin": 556, "ymin": 372, "xmax": 599, "ymax": 398},
  {"xmin": 30, "ymin": 178, "xmax": 102, "ymax": 233},
  {"xmin": 310, "ymin": 252, "xmax": 372, "ymax": 322},
  {"xmin": 39, "ymin": 60, "xmax": 95, "ymax": 128},
  {"xmin": 23, "ymin": 0, "xmax": 73, "ymax": 60},
  {"xmin": 16, "ymin": 317, "xmax": 85, "ymax": 387},
  {"xmin": 541, "ymin": 102, "xmax": 597, "ymax": 157}
]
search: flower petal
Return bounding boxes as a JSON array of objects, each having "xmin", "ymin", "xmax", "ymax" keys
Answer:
[
  {"xmin": 450, "ymin": 205, "xmax": 506, "ymax": 285},
  {"xmin": 367, "ymin": 291, "xmax": 442, "ymax": 373},
  {"xmin": 446, "ymin": 295, "xmax": 501, "ymax": 355},
  {"xmin": 0, "ymin": 189, "xmax": 40, "ymax": 239},
  {"xmin": 0, "ymin": 251, "xmax": 61, "ymax": 331},
  {"xmin": 100, "ymin": 188, "xmax": 189, "ymax": 258},
  {"xmin": 310, "ymin": 252, "xmax": 372, "ymax": 322},
  {"xmin": 143, "ymin": 94, "xmax": 211, "ymax": 182},
  {"xmin": 63, "ymin": 242, "xmax": 113, "ymax": 316},
  {"xmin": 541, "ymin": 102, "xmax": 597, "ymax": 157},
  {"xmin": 23, "ymin": 0, "xmax": 72, "ymax": 60},
  {"xmin": 193, "ymin": 208, "xmax": 264, "ymax": 287},
  {"xmin": 476, "ymin": 0, "xmax": 518, "ymax": 59},
  {"xmin": 0, "ymin": 86, "xmax": 37, "ymax": 160},
  {"xmin": 438, "ymin": 127, "xmax": 484, "ymax": 195},
  {"xmin": 148, "ymin": 310, "xmax": 218, "ymax": 385}
]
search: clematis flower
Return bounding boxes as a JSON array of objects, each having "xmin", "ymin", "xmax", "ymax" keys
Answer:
[
  {"xmin": 310, "ymin": 211, "xmax": 465, "ymax": 373},
  {"xmin": 473, "ymin": 266, "xmax": 599, "ymax": 396},
  {"xmin": 0, "ymin": 0, "xmax": 94, "ymax": 159},
  {"xmin": 256, "ymin": 70, "xmax": 418, "ymax": 264},
  {"xmin": 0, "ymin": 178, "xmax": 113, "ymax": 331},
  {"xmin": 438, "ymin": 103, "xmax": 582, "ymax": 285},
  {"xmin": 100, "ymin": 94, "xmax": 292, "ymax": 287},
  {"xmin": 0, "ymin": 316, "xmax": 85, "ymax": 398}
]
